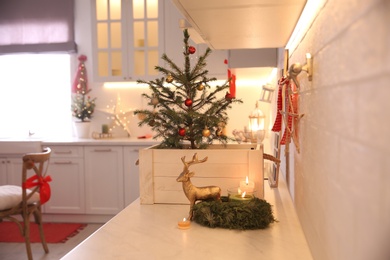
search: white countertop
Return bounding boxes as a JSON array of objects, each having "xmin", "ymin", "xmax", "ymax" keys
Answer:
[
  {"xmin": 62, "ymin": 176, "xmax": 313, "ymax": 260},
  {"xmin": 42, "ymin": 137, "xmax": 160, "ymax": 146},
  {"xmin": 0, "ymin": 137, "xmax": 160, "ymax": 147}
]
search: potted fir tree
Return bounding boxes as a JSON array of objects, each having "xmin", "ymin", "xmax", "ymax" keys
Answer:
[
  {"xmin": 135, "ymin": 30, "xmax": 264, "ymax": 204},
  {"xmin": 71, "ymin": 55, "xmax": 96, "ymax": 138}
]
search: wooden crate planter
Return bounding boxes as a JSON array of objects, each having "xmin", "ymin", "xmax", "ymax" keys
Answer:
[{"xmin": 139, "ymin": 144, "xmax": 263, "ymax": 204}]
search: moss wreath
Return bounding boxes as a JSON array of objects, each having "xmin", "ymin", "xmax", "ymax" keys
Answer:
[{"xmin": 192, "ymin": 197, "xmax": 276, "ymax": 230}]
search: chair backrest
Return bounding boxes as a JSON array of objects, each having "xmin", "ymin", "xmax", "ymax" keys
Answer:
[{"xmin": 22, "ymin": 147, "xmax": 51, "ymax": 207}]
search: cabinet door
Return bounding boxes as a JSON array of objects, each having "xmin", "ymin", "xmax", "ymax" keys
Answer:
[
  {"xmin": 163, "ymin": 0, "xmax": 227, "ymax": 81},
  {"xmin": 84, "ymin": 146, "xmax": 124, "ymax": 214},
  {"xmin": 0, "ymin": 158, "xmax": 7, "ymax": 185},
  {"xmin": 6, "ymin": 158, "xmax": 24, "ymax": 186},
  {"xmin": 197, "ymin": 45, "xmax": 228, "ymax": 80},
  {"xmin": 92, "ymin": 0, "xmax": 164, "ymax": 82},
  {"xmin": 123, "ymin": 146, "xmax": 148, "ymax": 206},
  {"xmin": 45, "ymin": 158, "xmax": 85, "ymax": 214}
]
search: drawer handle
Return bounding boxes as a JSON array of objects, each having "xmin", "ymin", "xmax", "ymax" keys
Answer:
[
  {"xmin": 94, "ymin": 149, "xmax": 112, "ymax": 152},
  {"xmin": 54, "ymin": 151, "xmax": 72, "ymax": 154},
  {"xmin": 54, "ymin": 161, "xmax": 72, "ymax": 164}
]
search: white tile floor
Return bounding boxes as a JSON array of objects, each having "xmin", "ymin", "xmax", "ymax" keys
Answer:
[{"xmin": 0, "ymin": 223, "xmax": 102, "ymax": 260}]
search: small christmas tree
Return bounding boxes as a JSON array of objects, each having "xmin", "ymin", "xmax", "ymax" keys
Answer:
[
  {"xmin": 134, "ymin": 30, "xmax": 242, "ymax": 149},
  {"xmin": 71, "ymin": 55, "xmax": 96, "ymax": 122}
]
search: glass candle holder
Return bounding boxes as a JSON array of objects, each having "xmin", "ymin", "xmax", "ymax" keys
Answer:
[
  {"xmin": 177, "ymin": 218, "xmax": 191, "ymax": 229},
  {"xmin": 227, "ymin": 187, "xmax": 256, "ymax": 202}
]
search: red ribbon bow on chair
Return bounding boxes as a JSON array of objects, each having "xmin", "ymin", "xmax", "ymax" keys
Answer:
[{"xmin": 23, "ymin": 175, "xmax": 52, "ymax": 204}]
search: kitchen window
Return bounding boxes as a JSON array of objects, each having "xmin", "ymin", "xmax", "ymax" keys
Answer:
[{"xmin": 0, "ymin": 54, "xmax": 72, "ymax": 138}]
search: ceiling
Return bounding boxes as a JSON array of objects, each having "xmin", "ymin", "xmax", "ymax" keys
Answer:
[{"xmin": 172, "ymin": 0, "xmax": 307, "ymax": 50}]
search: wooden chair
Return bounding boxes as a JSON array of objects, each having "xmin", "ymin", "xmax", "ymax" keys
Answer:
[{"xmin": 0, "ymin": 147, "xmax": 51, "ymax": 260}]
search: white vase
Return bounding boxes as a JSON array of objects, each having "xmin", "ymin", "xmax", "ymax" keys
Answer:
[{"xmin": 73, "ymin": 121, "xmax": 91, "ymax": 138}]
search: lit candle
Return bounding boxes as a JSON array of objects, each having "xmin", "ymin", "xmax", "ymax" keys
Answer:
[
  {"xmin": 227, "ymin": 187, "xmax": 256, "ymax": 202},
  {"xmin": 178, "ymin": 218, "xmax": 191, "ymax": 229},
  {"xmin": 229, "ymin": 192, "xmax": 254, "ymax": 202},
  {"xmin": 239, "ymin": 176, "xmax": 255, "ymax": 193}
]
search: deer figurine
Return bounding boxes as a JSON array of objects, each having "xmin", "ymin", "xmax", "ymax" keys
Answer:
[{"xmin": 176, "ymin": 153, "xmax": 221, "ymax": 220}]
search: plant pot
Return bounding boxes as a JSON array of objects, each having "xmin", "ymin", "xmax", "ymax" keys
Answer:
[
  {"xmin": 139, "ymin": 143, "xmax": 264, "ymax": 205},
  {"xmin": 73, "ymin": 121, "xmax": 91, "ymax": 138}
]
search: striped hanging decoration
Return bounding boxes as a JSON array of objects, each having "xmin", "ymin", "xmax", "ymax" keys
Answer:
[{"xmin": 271, "ymin": 77, "xmax": 287, "ymax": 132}]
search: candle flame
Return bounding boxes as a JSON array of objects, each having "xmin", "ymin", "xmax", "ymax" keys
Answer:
[
  {"xmin": 241, "ymin": 191, "xmax": 246, "ymax": 198},
  {"xmin": 183, "ymin": 218, "xmax": 187, "ymax": 221},
  {"xmin": 245, "ymin": 176, "xmax": 249, "ymax": 185}
]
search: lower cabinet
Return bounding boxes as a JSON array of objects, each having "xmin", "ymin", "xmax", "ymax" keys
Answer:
[
  {"xmin": 45, "ymin": 146, "xmax": 85, "ymax": 214},
  {"xmin": 0, "ymin": 158, "xmax": 6, "ymax": 184},
  {"xmin": 84, "ymin": 146, "xmax": 124, "ymax": 215},
  {"xmin": 0, "ymin": 157, "xmax": 23, "ymax": 186},
  {"xmin": 41, "ymin": 143, "xmax": 152, "ymax": 221}
]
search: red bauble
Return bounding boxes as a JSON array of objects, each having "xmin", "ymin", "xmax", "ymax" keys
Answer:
[
  {"xmin": 184, "ymin": 98, "xmax": 193, "ymax": 107},
  {"xmin": 188, "ymin": 46, "xmax": 196, "ymax": 54},
  {"xmin": 178, "ymin": 128, "xmax": 186, "ymax": 136},
  {"xmin": 225, "ymin": 92, "xmax": 234, "ymax": 101}
]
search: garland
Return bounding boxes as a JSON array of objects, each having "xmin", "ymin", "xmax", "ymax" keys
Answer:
[{"xmin": 192, "ymin": 197, "xmax": 276, "ymax": 230}]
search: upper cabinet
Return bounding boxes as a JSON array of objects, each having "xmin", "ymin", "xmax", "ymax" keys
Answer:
[
  {"xmin": 164, "ymin": 0, "xmax": 228, "ymax": 80},
  {"xmin": 171, "ymin": 0, "xmax": 307, "ymax": 50},
  {"xmin": 92, "ymin": 0, "xmax": 164, "ymax": 81}
]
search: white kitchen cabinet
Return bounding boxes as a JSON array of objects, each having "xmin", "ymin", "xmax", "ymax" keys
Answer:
[
  {"xmin": 92, "ymin": 0, "xmax": 164, "ymax": 81},
  {"xmin": 0, "ymin": 157, "xmax": 24, "ymax": 186},
  {"xmin": 44, "ymin": 146, "xmax": 85, "ymax": 214},
  {"xmin": 123, "ymin": 146, "xmax": 148, "ymax": 206},
  {"xmin": 163, "ymin": 0, "xmax": 227, "ymax": 80},
  {"xmin": 84, "ymin": 146, "xmax": 124, "ymax": 214},
  {"xmin": 0, "ymin": 158, "xmax": 6, "ymax": 184}
]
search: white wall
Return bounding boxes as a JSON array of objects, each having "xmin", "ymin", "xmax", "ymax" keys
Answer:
[{"xmin": 276, "ymin": 0, "xmax": 390, "ymax": 259}]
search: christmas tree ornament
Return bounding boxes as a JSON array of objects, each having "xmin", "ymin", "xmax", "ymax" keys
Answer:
[
  {"xmin": 137, "ymin": 113, "xmax": 146, "ymax": 121},
  {"xmin": 184, "ymin": 98, "xmax": 193, "ymax": 107},
  {"xmin": 225, "ymin": 92, "xmax": 234, "ymax": 101},
  {"xmin": 188, "ymin": 46, "xmax": 196, "ymax": 54},
  {"xmin": 148, "ymin": 119, "xmax": 155, "ymax": 127},
  {"xmin": 202, "ymin": 128, "xmax": 211, "ymax": 137},
  {"xmin": 178, "ymin": 127, "xmax": 186, "ymax": 136},
  {"xmin": 196, "ymin": 83, "xmax": 205, "ymax": 91},
  {"xmin": 216, "ymin": 128, "xmax": 223, "ymax": 136},
  {"xmin": 166, "ymin": 74, "xmax": 174, "ymax": 83},
  {"xmin": 151, "ymin": 96, "xmax": 159, "ymax": 105}
]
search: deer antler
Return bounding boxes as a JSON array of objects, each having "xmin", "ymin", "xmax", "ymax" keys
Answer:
[{"xmin": 181, "ymin": 153, "xmax": 208, "ymax": 168}]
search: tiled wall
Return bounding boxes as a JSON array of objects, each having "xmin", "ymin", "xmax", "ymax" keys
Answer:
[{"xmin": 278, "ymin": 0, "xmax": 389, "ymax": 259}]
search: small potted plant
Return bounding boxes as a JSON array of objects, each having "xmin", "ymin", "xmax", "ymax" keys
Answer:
[{"xmin": 71, "ymin": 55, "xmax": 96, "ymax": 138}]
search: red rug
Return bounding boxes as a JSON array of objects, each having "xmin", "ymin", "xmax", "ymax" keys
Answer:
[{"xmin": 0, "ymin": 222, "xmax": 87, "ymax": 243}]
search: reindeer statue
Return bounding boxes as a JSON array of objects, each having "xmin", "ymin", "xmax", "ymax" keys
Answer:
[{"xmin": 176, "ymin": 153, "xmax": 221, "ymax": 220}]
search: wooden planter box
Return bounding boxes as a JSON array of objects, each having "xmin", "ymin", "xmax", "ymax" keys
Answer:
[{"xmin": 139, "ymin": 144, "xmax": 263, "ymax": 204}]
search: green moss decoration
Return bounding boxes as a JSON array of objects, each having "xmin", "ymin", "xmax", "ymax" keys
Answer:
[{"xmin": 192, "ymin": 197, "xmax": 276, "ymax": 230}]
